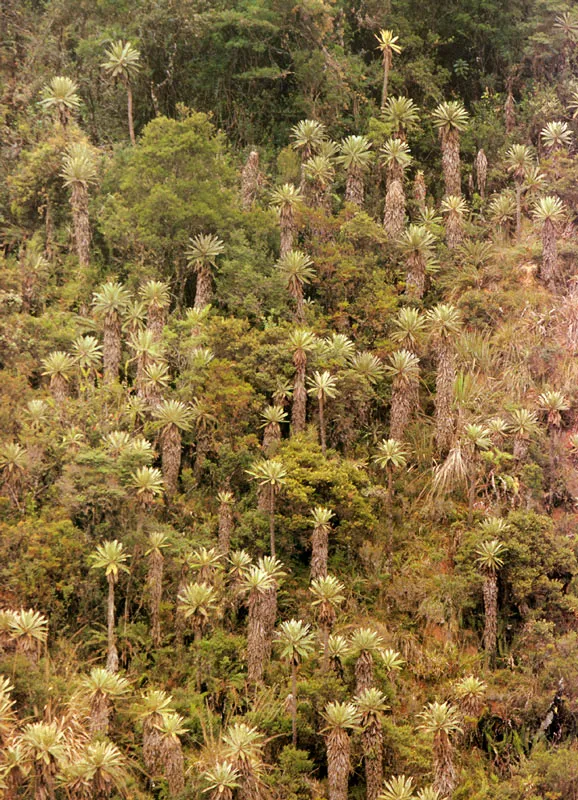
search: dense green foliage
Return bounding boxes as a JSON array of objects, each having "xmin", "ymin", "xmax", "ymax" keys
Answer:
[{"xmin": 3, "ymin": 0, "xmax": 578, "ymax": 798}]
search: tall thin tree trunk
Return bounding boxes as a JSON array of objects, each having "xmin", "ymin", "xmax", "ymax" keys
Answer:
[
  {"xmin": 106, "ymin": 574, "xmax": 119, "ymax": 673},
  {"xmin": 291, "ymin": 661, "xmax": 298, "ymax": 747},
  {"xmin": 148, "ymin": 549, "xmax": 164, "ymax": 648},
  {"xmin": 541, "ymin": 220, "xmax": 558, "ymax": 291},
  {"xmin": 269, "ymin": 487, "xmax": 276, "ymax": 557},
  {"xmin": 515, "ymin": 183, "xmax": 522, "ymax": 238},
  {"xmin": 218, "ymin": 499, "xmax": 234, "ymax": 554},
  {"xmin": 127, "ymin": 83, "xmax": 135, "ymax": 145},
  {"xmin": 291, "ymin": 361, "xmax": 307, "ymax": 434},
  {"xmin": 381, "ymin": 56, "xmax": 390, "ymax": 108},
  {"xmin": 319, "ymin": 395, "xmax": 327, "ymax": 456}
]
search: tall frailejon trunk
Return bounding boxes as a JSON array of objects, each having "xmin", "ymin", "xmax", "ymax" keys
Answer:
[
  {"xmin": 247, "ymin": 592, "xmax": 268, "ymax": 684},
  {"xmin": 474, "ymin": 149, "xmax": 487, "ymax": 199},
  {"xmin": 103, "ymin": 310, "xmax": 122, "ymax": 383},
  {"xmin": 504, "ymin": 89, "xmax": 515, "ymax": 134},
  {"xmin": 35, "ymin": 762, "xmax": 56, "ymax": 800},
  {"xmin": 345, "ymin": 167, "xmax": 364, "ymax": 208},
  {"xmin": 127, "ymin": 82, "xmax": 136, "ymax": 146},
  {"xmin": 381, "ymin": 54, "xmax": 391, "ymax": 109},
  {"xmin": 362, "ymin": 718, "xmax": 383, "ymax": 800},
  {"xmin": 294, "ymin": 286, "xmax": 305, "ymax": 324},
  {"xmin": 143, "ymin": 713, "xmax": 164, "ymax": 776},
  {"xmin": 268, "ymin": 486, "xmax": 276, "ymax": 557},
  {"xmin": 45, "ymin": 197, "xmax": 54, "ymax": 259},
  {"xmin": 280, "ymin": 208, "xmax": 295, "ymax": 256},
  {"xmin": 236, "ymin": 762, "xmax": 261, "ymax": 800},
  {"xmin": 355, "ymin": 651, "xmax": 374, "ymax": 694},
  {"xmin": 445, "ymin": 212, "xmax": 463, "ymax": 249},
  {"xmin": 385, "ymin": 469, "xmax": 394, "ymax": 522},
  {"xmin": 406, "ymin": 252, "xmax": 426, "ymax": 300},
  {"xmin": 148, "ymin": 549, "xmax": 164, "ymax": 648},
  {"xmin": 541, "ymin": 219, "xmax": 558, "ymax": 291},
  {"xmin": 162, "ymin": 738, "xmax": 185, "ymax": 797},
  {"xmin": 147, "ymin": 306, "xmax": 167, "ymax": 342},
  {"xmin": 193, "ymin": 432, "xmax": 210, "ymax": 481},
  {"xmin": 440, "ymin": 129, "xmax": 461, "ymax": 197},
  {"xmin": 513, "ymin": 436, "xmax": 529, "ymax": 462},
  {"xmin": 89, "ymin": 692, "xmax": 110, "ymax": 735},
  {"xmin": 106, "ymin": 573, "xmax": 119, "ymax": 673},
  {"xmin": 241, "ymin": 150, "xmax": 261, "ymax": 209},
  {"xmin": 383, "ymin": 178, "xmax": 405, "ymax": 238},
  {"xmin": 515, "ymin": 182, "xmax": 522, "ymax": 238},
  {"xmin": 175, "ymin": 565, "xmax": 188, "ymax": 647},
  {"xmin": 50, "ymin": 374, "xmax": 69, "ymax": 404},
  {"xmin": 311, "ymin": 527, "xmax": 328, "ymax": 580},
  {"xmin": 319, "ymin": 604, "xmax": 336, "ymax": 671},
  {"xmin": 413, "ymin": 172, "xmax": 426, "ymax": 212},
  {"xmin": 390, "ymin": 376, "xmax": 416, "ymax": 440},
  {"xmin": 262, "ymin": 584, "xmax": 277, "ymax": 665},
  {"xmin": 70, "ymin": 182, "xmax": 90, "ymax": 267},
  {"xmin": 291, "ymin": 356, "xmax": 307, "ymax": 434},
  {"xmin": 482, "ymin": 572, "xmax": 498, "ymax": 656},
  {"xmin": 218, "ymin": 500, "xmax": 234, "ymax": 555},
  {"xmin": 319, "ymin": 395, "xmax": 327, "ymax": 456},
  {"xmin": 262, "ymin": 421, "xmax": 281, "ymax": 455},
  {"xmin": 326, "ymin": 729, "xmax": 351, "ymax": 800},
  {"xmin": 161, "ymin": 424, "xmax": 182, "ymax": 499},
  {"xmin": 291, "ymin": 660, "xmax": 298, "ymax": 747},
  {"xmin": 136, "ymin": 352, "xmax": 155, "ymax": 401},
  {"xmin": 433, "ymin": 732, "xmax": 457, "ymax": 798},
  {"xmin": 194, "ymin": 266, "xmax": 213, "ymax": 310},
  {"xmin": 434, "ymin": 339, "xmax": 456, "ymax": 456}
]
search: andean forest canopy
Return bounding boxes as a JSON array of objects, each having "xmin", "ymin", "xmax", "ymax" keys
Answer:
[{"xmin": 2, "ymin": 0, "xmax": 578, "ymax": 798}]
